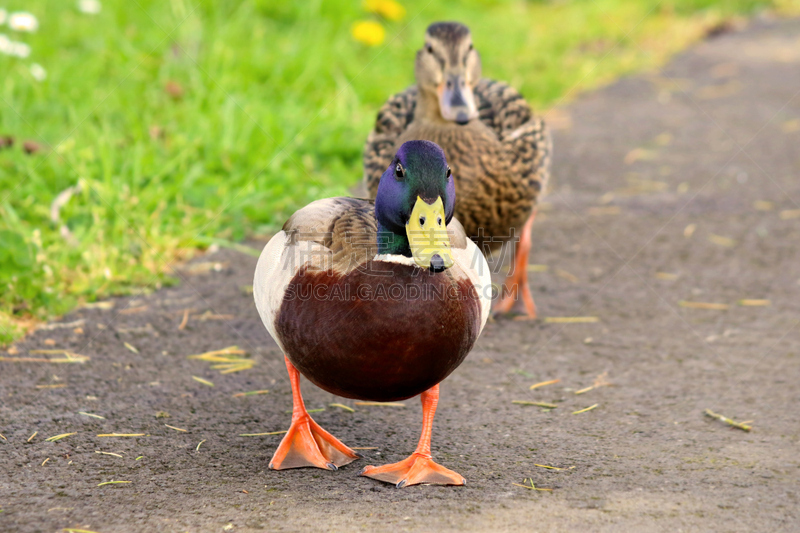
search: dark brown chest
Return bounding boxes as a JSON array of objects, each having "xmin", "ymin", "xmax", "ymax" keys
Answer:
[{"xmin": 275, "ymin": 261, "xmax": 482, "ymax": 401}]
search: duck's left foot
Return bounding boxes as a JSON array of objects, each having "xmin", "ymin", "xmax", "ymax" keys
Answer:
[
  {"xmin": 494, "ymin": 210, "xmax": 538, "ymax": 319},
  {"xmin": 493, "ymin": 283, "xmax": 537, "ymax": 319},
  {"xmin": 360, "ymin": 452, "xmax": 465, "ymax": 488}
]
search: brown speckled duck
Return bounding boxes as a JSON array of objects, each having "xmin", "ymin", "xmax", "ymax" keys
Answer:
[{"xmin": 364, "ymin": 21, "xmax": 551, "ymax": 318}]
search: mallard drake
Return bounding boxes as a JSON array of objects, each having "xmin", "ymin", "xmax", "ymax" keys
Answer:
[
  {"xmin": 254, "ymin": 140, "xmax": 491, "ymax": 487},
  {"xmin": 364, "ymin": 21, "xmax": 551, "ymax": 318}
]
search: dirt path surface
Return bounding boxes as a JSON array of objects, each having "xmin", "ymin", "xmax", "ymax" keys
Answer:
[{"xmin": 3, "ymin": 18, "xmax": 800, "ymax": 533}]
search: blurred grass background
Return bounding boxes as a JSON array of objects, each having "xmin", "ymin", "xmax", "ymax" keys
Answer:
[{"xmin": 1, "ymin": 0, "xmax": 798, "ymax": 342}]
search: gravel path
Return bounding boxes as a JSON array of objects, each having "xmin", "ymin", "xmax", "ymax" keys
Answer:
[{"xmin": 2, "ymin": 17, "xmax": 799, "ymax": 533}]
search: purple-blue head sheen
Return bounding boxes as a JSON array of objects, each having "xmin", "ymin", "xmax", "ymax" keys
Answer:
[{"xmin": 374, "ymin": 140, "xmax": 455, "ymax": 235}]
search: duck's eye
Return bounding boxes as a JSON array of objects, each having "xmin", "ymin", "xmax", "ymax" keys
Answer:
[
  {"xmin": 426, "ymin": 44, "xmax": 433, "ymax": 54},
  {"xmin": 437, "ymin": 216, "xmax": 442, "ymax": 226},
  {"xmin": 395, "ymin": 163, "xmax": 404, "ymax": 178},
  {"xmin": 419, "ymin": 216, "xmax": 426, "ymax": 226},
  {"xmin": 446, "ymin": 167, "xmax": 452, "ymax": 178}
]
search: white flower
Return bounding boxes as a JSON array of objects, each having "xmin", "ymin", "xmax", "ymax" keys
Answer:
[
  {"xmin": 11, "ymin": 40, "xmax": 30, "ymax": 58},
  {"xmin": 9, "ymin": 11, "xmax": 38, "ymax": 32},
  {"xmin": 0, "ymin": 33, "xmax": 29, "ymax": 57},
  {"xmin": 0, "ymin": 9, "xmax": 8, "ymax": 26},
  {"xmin": 30, "ymin": 63, "xmax": 46, "ymax": 81},
  {"xmin": 78, "ymin": 0, "xmax": 102, "ymax": 15}
]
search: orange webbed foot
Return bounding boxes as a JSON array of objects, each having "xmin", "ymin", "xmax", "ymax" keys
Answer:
[
  {"xmin": 269, "ymin": 414, "xmax": 360, "ymax": 471},
  {"xmin": 493, "ymin": 210, "xmax": 538, "ymax": 319},
  {"xmin": 360, "ymin": 452, "xmax": 465, "ymax": 488},
  {"xmin": 492, "ymin": 287, "xmax": 516, "ymax": 316},
  {"xmin": 492, "ymin": 282, "xmax": 537, "ymax": 319}
]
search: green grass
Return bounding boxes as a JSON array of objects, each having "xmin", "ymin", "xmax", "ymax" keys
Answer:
[{"xmin": 0, "ymin": 0, "xmax": 796, "ymax": 342}]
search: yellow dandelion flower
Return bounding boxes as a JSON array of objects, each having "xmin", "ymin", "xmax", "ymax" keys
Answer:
[
  {"xmin": 351, "ymin": 20, "xmax": 385, "ymax": 47},
  {"xmin": 364, "ymin": 0, "xmax": 406, "ymax": 21}
]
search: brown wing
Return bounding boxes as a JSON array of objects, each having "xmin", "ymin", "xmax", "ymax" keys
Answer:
[
  {"xmin": 474, "ymin": 78, "xmax": 532, "ymax": 136},
  {"xmin": 363, "ymin": 86, "xmax": 419, "ymax": 196},
  {"xmin": 283, "ymin": 197, "xmax": 378, "ymax": 274},
  {"xmin": 475, "ymin": 78, "xmax": 552, "ymax": 196},
  {"xmin": 504, "ymin": 115, "xmax": 552, "ymax": 196}
]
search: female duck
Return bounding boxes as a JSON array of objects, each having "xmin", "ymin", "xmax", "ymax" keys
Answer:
[
  {"xmin": 254, "ymin": 140, "xmax": 491, "ymax": 487},
  {"xmin": 364, "ymin": 22, "xmax": 551, "ymax": 318}
]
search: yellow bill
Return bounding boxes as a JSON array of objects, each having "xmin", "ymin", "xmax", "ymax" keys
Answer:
[{"xmin": 406, "ymin": 196, "xmax": 453, "ymax": 272}]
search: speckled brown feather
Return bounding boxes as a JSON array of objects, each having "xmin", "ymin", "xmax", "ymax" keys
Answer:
[
  {"xmin": 363, "ymin": 79, "xmax": 551, "ymax": 251},
  {"xmin": 363, "ymin": 87, "xmax": 418, "ymax": 189},
  {"xmin": 282, "ymin": 197, "xmax": 378, "ymax": 275}
]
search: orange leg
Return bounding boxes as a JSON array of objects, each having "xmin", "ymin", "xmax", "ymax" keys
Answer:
[
  {"xmin": 269, "ymin": 356, "xmax": 360, "ymax": 471},
  {"xmin": 493, "ymin": 209, "xmax": 537, "ymax": 319},
  {"xmin": 360, "ymin": 384, "xmax": 465, "ymax": 488}
]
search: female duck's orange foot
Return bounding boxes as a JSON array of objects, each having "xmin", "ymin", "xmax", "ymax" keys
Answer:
[
  {"xmin": 492, "ymin": 287, "xmax": 516, "ymax": 316},
  {"xmin": 359, "ymin": 452, "xmax": 465, "ymax": 488},
  {"xmin": 269, "ymin": 415, "xmax": 360, "ymax": 471},
  {"xmin": 494, "ymin": 209, "xmax": 538, "ymax": 319},
  {"xmin": 492, "ymin": 282, "xmax": 537, "ymax": 319}
]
